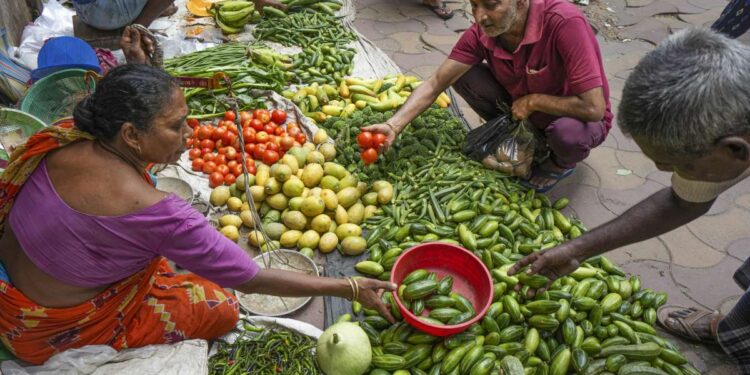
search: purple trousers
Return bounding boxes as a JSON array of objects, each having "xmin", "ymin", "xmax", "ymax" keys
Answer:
[{"xmin": 452, "ymin": 64, "xmax": 608, "ymax": 169}]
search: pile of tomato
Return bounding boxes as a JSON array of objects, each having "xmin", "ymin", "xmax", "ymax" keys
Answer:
[
  {"xmin": 186, "ymin": 108, "xmax": 307, "ymax": 188},
  {"xmin": 356, "ymin": 130, "xmax": 387, "ymax": 165}
]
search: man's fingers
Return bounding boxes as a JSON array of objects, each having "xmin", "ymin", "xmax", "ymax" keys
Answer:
[
  {"xmin": 142, "ymin": 35, "xmax": 155, "ymax": 53},
  {"xmin": 508, "ymin": 254, "xmax": 538, "ymax": 275},
  {"xmin": 528, "ymin": 256, "xmax": 548, "ymax": 275},
  {"xmin": 377, "ymin": 301, "xmax": 396, "ymax": 324}
]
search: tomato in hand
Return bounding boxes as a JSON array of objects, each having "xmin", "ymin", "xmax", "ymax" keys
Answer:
[
  {"xmin": 357, "ymin": 131, "xmax": 374, "ymax": 149},
  {"xmin": 224, "ymin": 111, "xmax": 236, "ymax": 122},
  {"xmin": 203, "ymin": 161, "xmax": 217, "ymax": 174},
  {"xmin": 209, "ymin": 172, "xmax": 224, "ymax": 188},
  {"xmin": 361, "ymin": 148, "xmax": 378, "ymax": 165},
  {"xmin": 373, "ymin": 132, "xmax": 387, "ymax": 147},
  {"xmin": 262, "ymin": 149, "xmax": 280, "ymax": 165},
  {"xmin": 271, "ymin": 109, "xmax": 287, "ymax": 124},
  {"xmin": 191, "ymin": 158, "xmax": 204, "ymax": 171},
  {"xmin": 189, "ymin": 148, "xmax": 202, "ymax": 160},
  {"xmin": 224, "ymin": 173, "xmax": 236, "ymax": 186},
  {"xmin": 253, "ymin": 109, "xmax": 271, "ymax": 124}
]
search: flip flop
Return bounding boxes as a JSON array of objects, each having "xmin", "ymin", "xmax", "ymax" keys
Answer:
[
  {"xmin": 423, "ymin": 3, "xmax": 454, "ymax": 20},
  {"xmin": 657, "ymin": 305, "xmax": 721, "ymax": 346},
  {"xmin": 520, "ymin": 168, "xmax": 574, "ymax": 193}
]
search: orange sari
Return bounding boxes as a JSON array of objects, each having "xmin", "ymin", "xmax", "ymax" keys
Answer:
[{"xmin": 0, "ymin": 119, "xmax": 239, "ymax": 364}]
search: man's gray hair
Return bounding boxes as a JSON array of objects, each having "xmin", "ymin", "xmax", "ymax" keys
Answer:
[{"xmin": 618, "ymin": 27, "xmax": 750, "ymax": 156}]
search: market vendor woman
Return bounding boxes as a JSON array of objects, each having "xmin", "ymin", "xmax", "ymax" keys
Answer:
[
  {"xmin": 364, "ymin": 0, "xmax": 611, "ymax": 191},
  {"xmin": 0, "ymin": 64, "xmax": 395, "ymax": 365}
]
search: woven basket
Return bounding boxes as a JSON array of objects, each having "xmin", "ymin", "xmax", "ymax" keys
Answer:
[{"xmin": 19, "ymin": 69, "xmax": 98, "ymax": 125}]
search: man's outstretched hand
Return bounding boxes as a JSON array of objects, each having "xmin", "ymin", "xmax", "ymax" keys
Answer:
[{"xmin": 507, "ymin": 244, "xmax": 582, "ymax": 297}]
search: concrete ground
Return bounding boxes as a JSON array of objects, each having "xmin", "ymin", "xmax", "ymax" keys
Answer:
[{"xmin": 352, "ymin": 0, "xmax": 749, "ymax": 372}]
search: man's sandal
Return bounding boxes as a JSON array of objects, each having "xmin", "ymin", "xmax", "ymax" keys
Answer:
[
  {"xmin": 423, "ymin": 3, "xmax": 454, "ymax": 19},
  {"xmin": 657, "ymin": 305, "xmax": 722, "ymax": 346}
]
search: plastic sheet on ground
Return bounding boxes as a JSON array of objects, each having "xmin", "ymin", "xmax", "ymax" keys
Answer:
[{"xmin": 0, "ymin": 339, "xmax": 209, "ymax": 375}]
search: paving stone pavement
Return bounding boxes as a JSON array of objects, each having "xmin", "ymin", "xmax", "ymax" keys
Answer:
[{"xmin": 354, "ymin": 0, "xmax": 748, "ymax": 372}]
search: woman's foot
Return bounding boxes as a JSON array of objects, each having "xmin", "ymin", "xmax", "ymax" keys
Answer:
[
  {"xmin": 658, "ymin": 306, "xmax": 722, "ymax": 345},
  {"xmin": 422, "ymin": 0, "xmax": 454, "ymax": 19}
]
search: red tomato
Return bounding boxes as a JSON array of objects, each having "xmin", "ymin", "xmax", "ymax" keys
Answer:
[
  {"xmin": 246, "ymin": 163, "xmax": 256, "ymax": 175},
  {"xmin": 231, "ymin": 138, "xmax": 241, "ymax": 151},
  {"xmin": 225, "ymin": 147, "xmax": 238, "ymax": 161},
  {"xmin": 215, "ymin": 154, "xmax": 228, "ymax": 165},
  {"xmin": 189, "ymin": 148, "xmax": 202, "ymax": 160},
  {"xmin": 271, "ymin": 109, "xmax": 287, "ymax": 124},
  {"xmin": 231, "ymin": 164, "xmax": 243, "ymax": 176},
  {"xmin": 209, "ymin": 172, "xmax": 224, "ymax": 188},
  {"xmin": 242, "ymin": 127, "xmax": 256, "ymax": 143},
  {"xmin": 224, "ymin": 111, "xmax": 236, "ymax": 122},
  {"xmin": 239, "ymin": 111, "xmax": 252, "ymax": 124},
  {"xmin": 203, "ymin": 161, "xmax": 217, "ymax": 174},
  {"xmin": 227, "ymin": 123, "xmax": 239, "ymax": 135},
  {"xmin": 253, "ymin": 109, "xmax": 271, "ymax": 124},
  {"xmin": 357, "ymin": 131, "xmax": 374, "ymax": 149},
  {"xmin": 361, "ymin": 148, "xmax": 378, "ymax": 165},
  {"xmin": 191, "ymin": 158, "xmax": 204, "ymax": 171},
  {"xmin": 217, "ymin": 147, "xmax": 228, "ymax": 155},
  {"xmin": 245, "ymin": 143, "xmax": 256, "ymax": 155},
  {"xmin": 274, "ymin": 126, "xmax": 285, "ymax": 136},
  {"xmin": 286, "ymin": 122, "xmax": 299, "ymax": 130},
  {"xmin": 223, "ymin": 132, "xmax": 236, "ymax": 147},
  {"xmin": 197, "ymin": 126, "xmax": 213, "ymax": 140},
  {"xmin": 249, "ymin": 119, "xmax": 264, "ymax": 131},
  {"xmin": 256, "ymin": 131, "xmax": 270, "ymax": 144},
  {"xmin": 279, "ymin": 136, "xmax": 295, "ymax": 150},
  {"xmin": 254, "ymin": 143, "xmax": 267, "ymax": 160},
  {"xmin": 216, "ymin": 164, "xmax": 230, "ymax": 176},
  {"xmin": 187, "ymin": 118, "xmax": 200, "ymax": 129},
  {"xmin": 295, "ymin": 133, "xmax": 307, "ymax": 144},
  {"xmin": 200, "ymin": 147, "xmax": 213, "ymax": 156},
  {"xmin": 213, "ymin": 126, "xmax": 227, "ymax": 141},
  {"xmin": 227, "ymin": 160, "xmax": 238, "ymax": 169},
  {"xmin": 263, "ymin": 123, "xmax": 276, "ymax": 135},
  {"xmin": 224, "ymin": 173, "xmax": 236, "ymax": 186},
  {"xmin": 373, "ymin": 133, "xmax": 387, "ymax": 147},
  {"xmin": 287, "ymin": 127, "xmax": 300, "ymax": 137},
  {"xmin": 262, "ymin": 150, "xmax": 280, "ymax": 165},
  {"xmin": 266, "ymin": 142, "xmax": 280, "ymax": 152},
  {"xmin": 215, "ymin": 140, "xmax": 225, "ymax": 149},
  {"xmin": 186, "ymin": 138, "xmax": 194, "ymax": 148},
  {"xmin": 200, "ymin": 139, "xmax": 215, "ymax": 150},
  {"xmin": 202, "ymin": 152, "xmax": 216, "ymax": 162}
]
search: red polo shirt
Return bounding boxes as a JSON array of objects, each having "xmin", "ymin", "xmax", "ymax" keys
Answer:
[{"xmin": 449, "ymin": 0, "xmax": 612, "ymax": 129}]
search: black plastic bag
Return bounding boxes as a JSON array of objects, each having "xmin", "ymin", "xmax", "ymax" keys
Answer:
[{"xmin": 463, "ymin": 110, "xmax": 538, "ymax": 177}]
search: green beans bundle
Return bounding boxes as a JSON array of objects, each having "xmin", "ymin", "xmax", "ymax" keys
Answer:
[
  {"xmin": 209, "ymin": 323, "xmax": 321, "ymax": 375},
  {"xmin": 164, "ymin": 43, "xmax": 288, "ymax": 118},
  {"xmin": 253, "ymin": 12, "xmax": 357, "ymax": 47}
]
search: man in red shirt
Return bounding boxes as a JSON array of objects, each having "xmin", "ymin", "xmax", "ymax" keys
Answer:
[{"xmin": 364, "ymin": 0, "xmax": 611, "ymax": 191}]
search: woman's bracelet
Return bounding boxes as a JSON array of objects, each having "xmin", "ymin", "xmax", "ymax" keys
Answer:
[{"xmin": 345, "ymin": 277, "xmax": 360, "ymax": 301}]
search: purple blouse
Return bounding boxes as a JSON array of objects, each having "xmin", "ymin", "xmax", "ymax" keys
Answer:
[{"xmin": 8, "ymin": 159, "xmax": 259, "ymax": 288}]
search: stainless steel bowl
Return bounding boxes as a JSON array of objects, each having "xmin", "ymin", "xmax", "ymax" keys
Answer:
[{"xmin": 235, "ymin": 250, "xmax": 320, "ymax": 317}]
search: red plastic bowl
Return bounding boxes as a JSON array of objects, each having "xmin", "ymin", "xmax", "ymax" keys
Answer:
[{"xmin": 390, "ymin": 242, "xmax": 493, "ymax": 336}]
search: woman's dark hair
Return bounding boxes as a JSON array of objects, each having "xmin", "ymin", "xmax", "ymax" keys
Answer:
[{"xmin": 73, "ymin": 64, "xmax": 179, "ymax": 140}]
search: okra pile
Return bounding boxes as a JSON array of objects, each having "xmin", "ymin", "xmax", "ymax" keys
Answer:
[{"xmin": 253, "ymin": 12, "xmax": 357, "ymax": 47}]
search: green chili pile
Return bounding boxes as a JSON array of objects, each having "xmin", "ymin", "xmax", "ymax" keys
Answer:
[
  {"xmin": 209, "ymin": 322, "xmax": 321, "ymax": 375},
  {"xmin": 253, "ymin": 12, "xmax": 357, "ymax": 47}
]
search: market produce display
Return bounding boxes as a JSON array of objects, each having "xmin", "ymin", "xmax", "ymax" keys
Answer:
[
  {"xmin": 253, "ymin": 12, "xmax": 357, "ymax": 47},
  {"xmin": 209, "ymin": 141, "xmax": 395, "ymax": 255},
  {"xmin": 283, "ymin": 76, "xmax": 451, "ymax": 124},
  {"xmin": 209, "ymin": 321, "xmax": 321, "ymax": 374},
  {"xmin": 209, "ymin": 1, "xmax": 262, "ymax": 34},
  {"xmin": 317, "ymin": 322, "xmax": 373, "ymax": 375},
  {"xmin": 186, "ymin": 108, "xmax": 301, "ymax": 188}
]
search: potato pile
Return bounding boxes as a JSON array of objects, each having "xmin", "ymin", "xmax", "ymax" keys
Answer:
[{"xmin": 210, "ymin": 142, "xmax": 393, "ymax": 256}]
